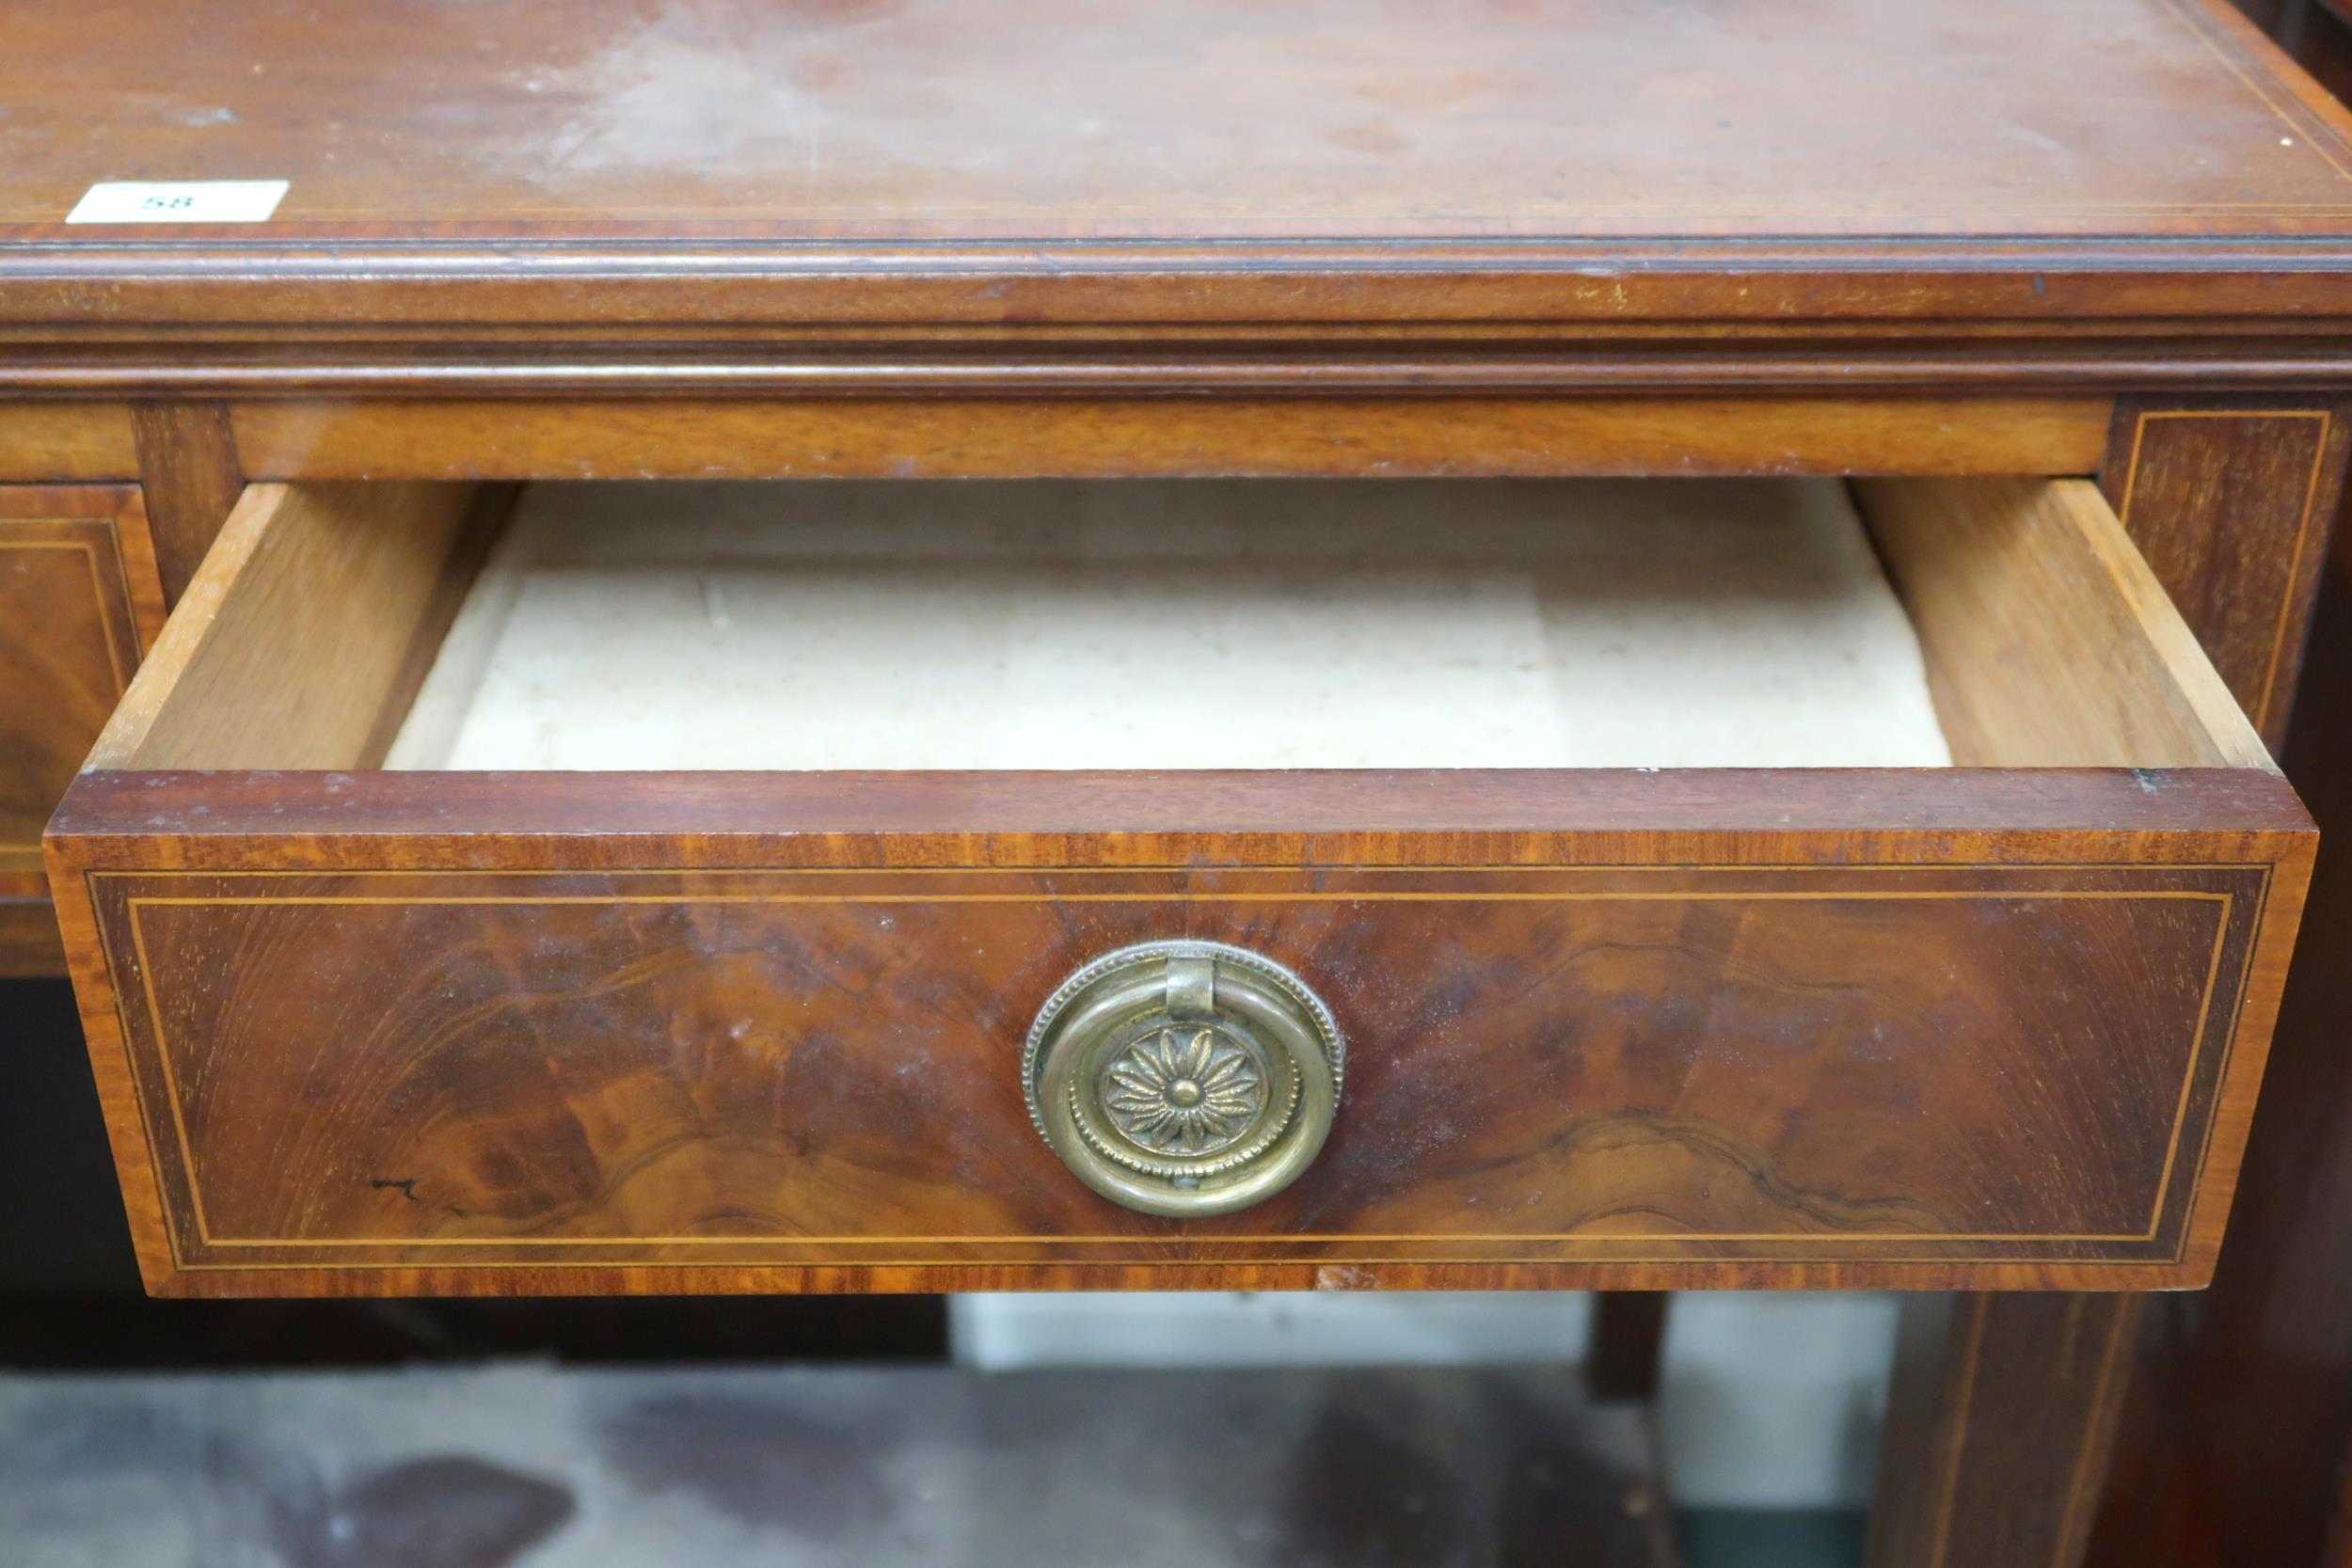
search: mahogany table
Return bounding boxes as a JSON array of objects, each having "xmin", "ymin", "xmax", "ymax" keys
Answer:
[{"xmin": 3, "ymin": 3, "xmax": 2347, "ymax": 1562}]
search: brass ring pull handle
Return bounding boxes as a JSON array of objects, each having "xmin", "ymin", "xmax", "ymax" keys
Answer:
[{"xmin": 1024, "ymin": 941, "xmax": 1344, "ymax": 1217}]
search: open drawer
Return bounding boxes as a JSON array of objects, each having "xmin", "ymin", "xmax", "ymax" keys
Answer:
[{"xmin": 47, "ymin": 475, "xmax": 2312, "ymax": 1296}]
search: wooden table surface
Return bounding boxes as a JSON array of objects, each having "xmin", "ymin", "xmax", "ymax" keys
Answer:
[
  {"xmin": 0, "ymin": 0, "xmax": 2343, "ymax": 240},
  {"xmin": 1, "ymin": 0, "xmax": 2350, "ymax": 327}
]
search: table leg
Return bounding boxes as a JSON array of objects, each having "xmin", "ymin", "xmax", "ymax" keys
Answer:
[
  {"xmin": 130, "ymin": 400, "xmax": 243, "ymax": 608},
  {"xmin": 1865, "ymin": 1293, "xmax": 2141, "ymax": 1568},
  {"xmin": 1586, "ymin": 1291, "xmax": 1668, "ymax": 1402}
]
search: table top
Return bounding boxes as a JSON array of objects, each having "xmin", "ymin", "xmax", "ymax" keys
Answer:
[{"xmin": 2, "ymin": 0, "xmax": 2349, "ymax": 326}]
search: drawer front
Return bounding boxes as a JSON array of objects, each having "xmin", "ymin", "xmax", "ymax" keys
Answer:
[
  {"xmin": 53, "ymin": 768, "xmax": 2307, "ymax": 1295},
  {"xmin": 0, "ymin": 485, "xmax": 162, "ymax": 974},
  {"xmin": 90, "ymin": 860, "xmax": 2269, "ymax": 1269}
]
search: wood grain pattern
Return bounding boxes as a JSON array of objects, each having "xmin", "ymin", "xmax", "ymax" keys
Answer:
[
  {"xmin": 2, "ymin": 0, "xmax": 2351, "ymax": 335},
  {"xmin": 71, "ymin": 862, "xmax": 2267, "ymax": 1269},
  {"xmin": 2100, "ymin": 401, "xmax": 2352, "ymax": 746},
  {"xmin": 221, "ymin": 396, "xmax": 2114, "ymax": 484},
  {"xmin": 0, "ymin": 0, "xmax": 2333, "ymax": 240},
  {"xmin": 39, "ymin": 465, "xmax": 2322, "ymax": 1311},
  {"xmin": 0, "ymin": 403, "xmax": 136, "ymax": 482},
  {"xmin": 41, "ymin": 472, "xmax": 2316, "ymax": 1293},
  {"xmin": 1857, "ymin": 477, "xmax": 2272, "ymax": 769},
  {"xmin": 15, "ymin": 244, "xmax": 2352, "ymax": 332},
  {"xmin": 2028, "ymin": 10, "xmax": 2352, "ymax": 1560},
  {"xmin": 42, "ymin": 763, "xmax": 2324, "ymax": 847},
  {"xmin": 1867, "ymin": 1294, "xmax": 2144, "ymax": 1568},
  {"xmin": 0, "ymin": 0, "xmax": 2341, "ymax": 1540},
  {"xmin": 90, "ymin": 482, "xmax": 493, "ymax": 771},
  {"xmin": 0, "ymin": 484, "xmax": 160, "ymax": 972},
  {"xmin": 129, "ymin": 402, "xmax": 245, "ymax": 608},
  {"xmin": 2084, "ymin": 390, "xmax": 2352, "ymax": 1568}
]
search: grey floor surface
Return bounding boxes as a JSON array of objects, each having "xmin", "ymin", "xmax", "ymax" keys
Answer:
[{"xmin": 0, "ymin": 1362, "xmax": 1676, "ymax": 1568}]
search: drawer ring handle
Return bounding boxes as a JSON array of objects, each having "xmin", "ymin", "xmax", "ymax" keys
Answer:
[{"xmin": 1024, "ymin": 941, "xmax": 1344, "ymax": 1217}]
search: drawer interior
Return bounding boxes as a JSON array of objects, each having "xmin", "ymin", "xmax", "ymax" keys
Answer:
[
  {"xmin": 386, "ymin": 478, "xmax": 1953, "ymax": 771},
  {"xmin": 87, "ymin": 475, "xmax": 2272, "ymax": 776}
]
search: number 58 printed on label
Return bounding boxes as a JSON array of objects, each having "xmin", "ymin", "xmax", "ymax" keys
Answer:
[{"xmin": 67, "ymin": 181, "xmax": 289, "ymax": 224}]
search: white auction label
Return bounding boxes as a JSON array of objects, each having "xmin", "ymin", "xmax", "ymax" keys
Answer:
[{"xmin": 66, "ymin": 180, "xmax": 289, "ymax": 224}]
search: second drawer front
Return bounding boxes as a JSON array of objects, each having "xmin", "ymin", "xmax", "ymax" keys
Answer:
[{"xmin": 92, "ymin": 861, "xmax": 2266, "ymax": 1280}]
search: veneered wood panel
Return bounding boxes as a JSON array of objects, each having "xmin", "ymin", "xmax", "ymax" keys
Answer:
[
  {"xmin": 83, "ymin": 863, "xmax": 2264, "ymax": 1279},
  {"xmin": 2085, "ymin": 404, "xmax": 2352, "ymax": 1568},
  {"xmin": 2102, "ymin": 402, "xmax": 2352, "ymax": 745},
  {"xmin": 44, "ymin": 766, "xmax": 2312, "ymax": 1298},
  {"xmin": 0, "ymin": 485, "xmax": 160, "ymax": 892},
  {"xmin": 41, "ymin": 765, "xmax": 2321, "ymax": 847}
]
